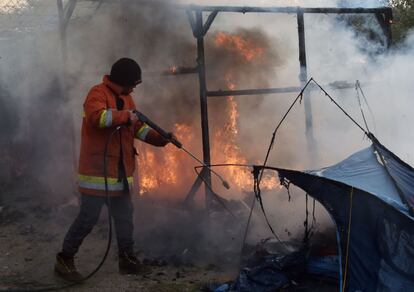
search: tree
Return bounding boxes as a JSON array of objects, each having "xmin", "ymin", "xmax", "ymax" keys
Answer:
[{"xmin": 389, "ymin": 0, "xmax": 414, "ymax": 43}]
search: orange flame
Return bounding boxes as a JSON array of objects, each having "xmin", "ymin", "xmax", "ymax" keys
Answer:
[
  {"xmin": 135, "ymin": 31, "xmax": 279, "ymax": 199},
  {"xmin": 215, "ymin": 32, "xmax": 265, "ymax": 62},
  {"xmin": 213, "ymin": 74, "xmax": 279, "ymax": 192},
  {"xmin": 137, "ymin": 123, "xmax": 195, "ymax": 196},
  {"xmin": 169, "ymin": 65, "xmax": 177, "ymax": 73}
]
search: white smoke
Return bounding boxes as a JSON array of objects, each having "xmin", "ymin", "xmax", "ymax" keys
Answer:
[
  {"xmin": 177, "ymin": 0, "xmax": 388, "ymax": 8},
  {"xmin": 1, "ymin": 0, "xmax": 413, "ymax": 264}
]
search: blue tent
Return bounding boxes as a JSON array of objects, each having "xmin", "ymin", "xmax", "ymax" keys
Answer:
[{"xmin": 272, "ymin": 135, "xmax": 414, "ymax": 291}]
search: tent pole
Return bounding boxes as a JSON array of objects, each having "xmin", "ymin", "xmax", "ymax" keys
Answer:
[{"xmin": 297, "ymin": 10, "xmax": 316, "ymax": 157}]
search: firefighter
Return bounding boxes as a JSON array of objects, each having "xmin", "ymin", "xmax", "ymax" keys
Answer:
[{"xmin": 55, "ymin": 58, "xmax": 170, "ymax": 281}]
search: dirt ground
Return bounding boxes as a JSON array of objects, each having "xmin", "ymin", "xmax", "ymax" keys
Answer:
[{"xmin": 0, "ymin": 182, "xmax": 338, "ymax": 292}]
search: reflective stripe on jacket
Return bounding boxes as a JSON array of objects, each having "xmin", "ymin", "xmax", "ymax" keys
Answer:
[{"xmin": 78, "ymin": 75, "xmax": 168, "ymax": 196}]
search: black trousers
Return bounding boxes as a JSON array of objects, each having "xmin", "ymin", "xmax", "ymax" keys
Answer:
[{"xmin": 61, "ymin": 193, "xmax": 134, "ymax": 257}]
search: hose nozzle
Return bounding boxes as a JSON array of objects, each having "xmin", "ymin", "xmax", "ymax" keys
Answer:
[{"xmin": 169, "ymin": 135, "xmax": 182, "ymax": 148}]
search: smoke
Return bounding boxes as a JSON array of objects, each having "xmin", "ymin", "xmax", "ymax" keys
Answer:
[
  {"xmin": 178, "ymin": 0, "xmax": 388, "ymax": 8},
  {"xmin": 2, "ymin": 0, "xmax": 414, "ymax": 267}
]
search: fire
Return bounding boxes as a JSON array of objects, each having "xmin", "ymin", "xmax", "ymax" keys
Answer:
[
  {"xmin": 213, "ymin": 74, "xmax": 279, "ymax": 192},
  {"xmin": 138, "ymin": 151, "xmax": 159, "ymax": 194},
  {"xmin": 169, "ymin": 65, "xmax": 177, "ymax": 73},
  {"xmin": 135, "ymin": 31, "xmax": 279, "ymax": 199},
  {"xmin": 213, "ymin": 33, "xmax": 279, "ymax": 192},
  {"xmin": 214, "ymin": 32, "xmax": 265, "ymax": 62},
  {"xmin": 136, "ymin": 123, "xmax": 196, "ymax": 196},
  {"xmin": 213, "ymin": 73, "xmax": 249, "ymax": 189}
]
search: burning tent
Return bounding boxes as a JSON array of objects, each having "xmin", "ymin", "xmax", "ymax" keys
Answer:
[{"xmin": 259, "ymin": 134, "xmax": 414, "ymax": 291}]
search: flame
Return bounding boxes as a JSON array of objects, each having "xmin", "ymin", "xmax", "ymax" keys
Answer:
[
  {"xmin": 213, "ymin": 74, "xmax": 279, "ymax": 192},
  {"xmin": 137, "ymin": 123, "xmax": 195, "ymax": 196},
  {"xmin": 215, "ymin": 32, "xmax": 265, "ymax": 62},
  {"xmin": 169, "ymin": 65, "xmax": 177, "ymax": 73},
  {"xmin": 138, "ymin": 151, "xmax": 159, "ymax": 195},
  {"xmin": 135, "ymin": 31, "xmax": 279, "ymax": 199},
  {"xmin": 212, "ymin": 33, "xmax": 279, "ymax": 192},
  {"xmin": 214, "ymin": 73, "xmax": 249, "ymax": 188}
]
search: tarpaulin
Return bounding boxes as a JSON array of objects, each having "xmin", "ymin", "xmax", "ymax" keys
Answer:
[{"xmin": 274, "ymin": 136, "xmax": 414, "ymax": 292}]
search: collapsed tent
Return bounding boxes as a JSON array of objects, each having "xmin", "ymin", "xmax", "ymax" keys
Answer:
[{"xmin": 260, "ymin": 135, "xmax": 414, "ymax": 291}]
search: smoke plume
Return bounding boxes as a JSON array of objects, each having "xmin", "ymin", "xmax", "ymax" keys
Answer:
[{"xmin": 2, "ymin": 0, "xmax": 414, "ymax": 266}]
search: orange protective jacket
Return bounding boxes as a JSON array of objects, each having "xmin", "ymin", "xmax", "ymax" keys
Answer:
[{"xmin": 78, "ymin": 75, "xmax": 168, "ymax": 196}]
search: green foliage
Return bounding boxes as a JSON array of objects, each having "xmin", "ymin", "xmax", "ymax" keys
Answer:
[{"xmin": 389, "ymin": 0, "xmax": 414, "ymax": 43}]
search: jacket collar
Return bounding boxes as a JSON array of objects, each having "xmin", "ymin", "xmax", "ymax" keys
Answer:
[{"xmin": 103, "ymin": 75, "xmax": 124, "ymax": 96}]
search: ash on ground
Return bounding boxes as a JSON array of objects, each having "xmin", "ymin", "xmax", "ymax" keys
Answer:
[{"xmin": 0, "ymin": 183, "xmax": 337, "ymax": 291}]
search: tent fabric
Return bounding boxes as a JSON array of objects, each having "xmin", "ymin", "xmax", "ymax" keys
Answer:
[
  {"xmin": 308, "ymin": 136, "xmax": 414, "ymax": 215},
  {"xmin": 274, "ymin": 137, "xmax": 414, "ymax": 292}
]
